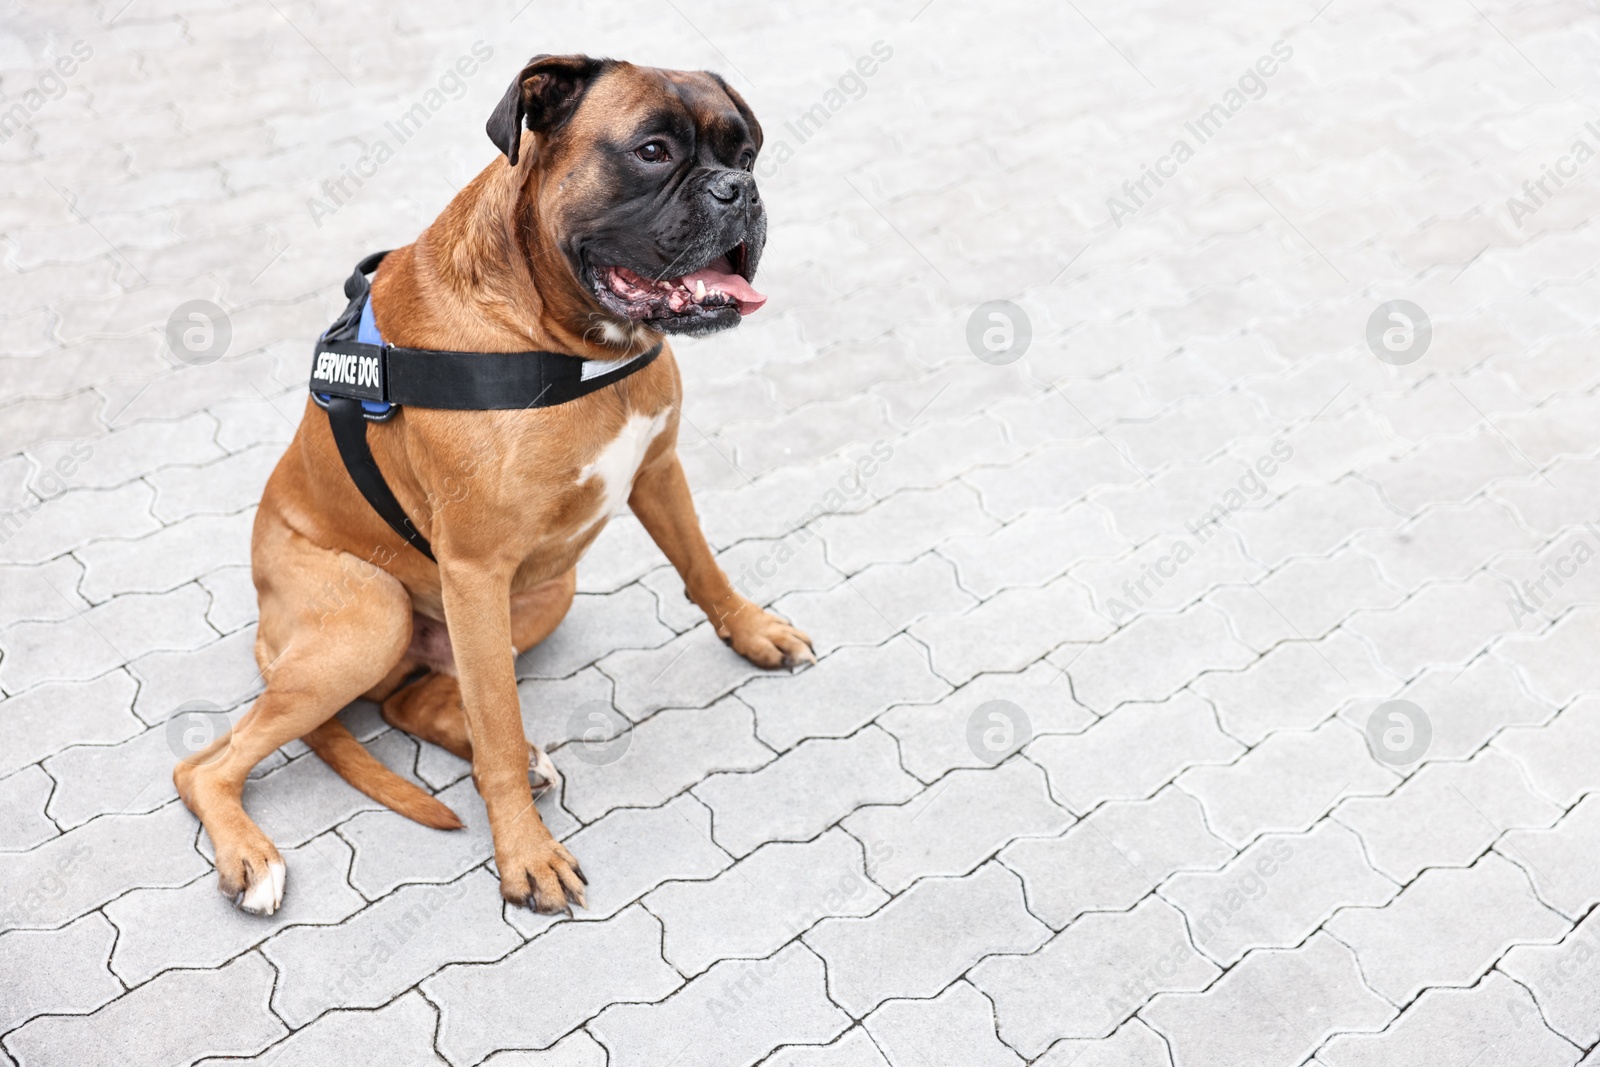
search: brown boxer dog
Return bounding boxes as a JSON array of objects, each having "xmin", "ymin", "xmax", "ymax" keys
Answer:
[{"xmin": 173, "ymin": 55, "xmax": 813, "ymax": 916}]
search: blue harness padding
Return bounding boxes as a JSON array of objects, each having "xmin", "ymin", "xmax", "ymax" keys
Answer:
[
  {"xmin": 350, "ymin": 296, "xmax": 394, "ymax": 417},
  {"xmin": 310, "ymin": 250, "xmax": 662, "ymax": 560}
]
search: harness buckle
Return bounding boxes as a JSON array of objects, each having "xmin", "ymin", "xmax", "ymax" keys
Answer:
[{"xmin": 311, "ymin": 391, "xmax": 398, "ymax": 422}]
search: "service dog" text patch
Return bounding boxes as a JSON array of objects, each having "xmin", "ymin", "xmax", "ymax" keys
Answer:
[{"xmin": 310, "ymin": 341, "xmax": 386, "ymax": 402}]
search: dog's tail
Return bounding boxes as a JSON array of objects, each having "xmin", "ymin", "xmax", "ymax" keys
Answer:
[{"xmin": 303, "ymin": 719, "xmax": 464, "ymax": 830}]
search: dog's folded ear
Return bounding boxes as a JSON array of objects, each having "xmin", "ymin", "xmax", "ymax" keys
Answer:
[
  {"xmin": 705, "ymin": 72, "xmax": 763, "ymax": 153},
  {"xmin": 487, "ymin": 54, "xmax": 604, "ymax": 166}
]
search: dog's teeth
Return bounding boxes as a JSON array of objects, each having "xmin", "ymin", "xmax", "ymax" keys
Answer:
[{"xmin": 695, "ymin": 279, "xmax": 707, "ymax": 301}]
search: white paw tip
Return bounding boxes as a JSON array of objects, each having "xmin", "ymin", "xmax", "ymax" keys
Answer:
[
  {"xmin": 239, "ymin": 859, "xmax": 287, "ymax": 916},
  {"xmin": 530, "ymin": 745, "xmax": 561, "ymax": 790}
]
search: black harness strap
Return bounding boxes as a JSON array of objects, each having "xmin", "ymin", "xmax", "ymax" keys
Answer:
[
  {"xmin": 311, "ymin": 252, "xmax": 662, "ymax": 561},
  {"xmin": 325, "ymin": 396, "xmax": 438, "ymax": 560}
]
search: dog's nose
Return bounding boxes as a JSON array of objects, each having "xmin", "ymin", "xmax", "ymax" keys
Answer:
[{"xmin": 708, "ymin": 171, "xmax": 757, "ymax": 207}]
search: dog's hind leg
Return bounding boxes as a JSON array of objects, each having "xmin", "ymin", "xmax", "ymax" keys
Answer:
[
  {"xmin": 379, "ymin": 569, "xmax": 575, "ymax": 789},
  {"xmin": 174, "ymin": 515, "xmax": 417, "ymax": 915}
]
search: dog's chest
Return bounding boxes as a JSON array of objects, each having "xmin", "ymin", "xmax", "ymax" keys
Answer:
[{"xmin": 574, "ymin": 409, "xmax": 671, "ymax": 526}]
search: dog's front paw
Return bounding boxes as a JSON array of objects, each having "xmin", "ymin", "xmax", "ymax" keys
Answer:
[
  {"xmin": 722, "ymin": 606, "xmax": 816, "ymax": 671},
  {"xmin": 215, "ymin": 837, "xmax": 287, "ymax": 917},
  {"xmin": 498, "ymin": 832, "xmax": 587, "ymax": 914}
]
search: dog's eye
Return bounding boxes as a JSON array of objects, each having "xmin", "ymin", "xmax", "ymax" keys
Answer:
[
  {"xmin": 635, "ymin": 141, "xmax": 669, "ymax": 163},
  {"xmin": 738, "ymin": 150, "xmax": 755, "ymax": 171}
]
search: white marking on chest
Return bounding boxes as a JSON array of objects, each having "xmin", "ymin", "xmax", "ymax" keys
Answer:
[{"xmin": 578, "ymin": 410, "xmax": 670, "ymax": 524}]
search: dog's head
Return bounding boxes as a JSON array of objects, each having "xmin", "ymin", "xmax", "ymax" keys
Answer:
[{"xmin": 486, "ymin": 55, "xmax": 767, "ymax": 340}]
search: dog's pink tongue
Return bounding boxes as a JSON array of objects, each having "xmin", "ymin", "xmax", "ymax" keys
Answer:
[{"xmin": 681, "ymin": 265, "xmax": 767, "ymax": 315}]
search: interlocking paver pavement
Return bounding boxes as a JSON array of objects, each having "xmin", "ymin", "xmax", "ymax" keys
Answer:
[{"xmin": 3, "ymin": 0, "xmax": 1599, "ymax": 1064}]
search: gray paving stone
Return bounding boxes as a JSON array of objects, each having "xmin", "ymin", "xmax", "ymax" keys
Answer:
[
  {"xmin": 1338, "ymin": 653, "xmax": 1552, "ymax": 766},
  {"xmin": 573, "ymin": 513, "xmax": 662, "ymax": 594},
  {"xmin": 0, "ymin": 766, "xmax": 57, "ymax": 852},
  {"xmin": 770, "ymin": 553, "xmax": 975, "ymax": 658},
  {"xmin": 0, "ymin": 557, "xmax": 89, "ymax": 625},
  {"xmin": 1108, "ymin": 392, "xmax": 1279, "ymax": 473},
  {"xmin": 0, "ymin": 670, "xmax": 142, "ymax": 778},
  {"xmin": 477, "ymin": 1032, "xmax": 607, "ymax": 1067},
  {"xmin": 106, "ymin": 831, "xmax": 366, "ymax": 986},
  {"xmin": 4, "ymin": 951, "xmax": 285, "ymax": 1067},
  {"xmin": 1497, "ymin": 794, "xmax": 1600, "ymax": 921},
  {"xmin": 1178, "ymin": 720, "xmax": 1397, "ymax": 848},
  {"xmin": 694, "ymin": 456, "xmax": 883, "ymax": 552},
  {"xmin": 646, "ymin": 828, "xmax": 888, "ymax": 976},
  {"xmin": 198, "ymin": 565, "xmax": 257, "ymax": 634},
  {"xmin": 0, "ymin": 802, "xmax": 206, "ymax": 933},
  {"xmin": 694, "ymin": 728, "xmax": 920, "ymax": 857},
  {"xmin": 129, "ymin": 625, "xmax": 261, "ymax": 725},
  {"xmin": 807, "ymin": 862, "xmax": 1049, "ymax": 1017},
  {"xmin": 742, "ymin": 634, "xmax": 949, "ymax": 751},
  {"xmin": 74, "ymin": 509, "xmax": 253, "ymax": 600},
  {"xmin": 723, "ymin": 394, "xmax": 896, "ymax": 477},
  {"xmin": 1050, "ymin": 606, "xmax": 1255, "ymax": 713},
  {"xmin": 193, "ymin": 991, "xmax": 443, "ymax": 1066},
  {"xmin": 911, "ymin": 576, "xmax": 1111, "ymax": 686},
  {"xmin": 1317, "ymin": 971, "xmax": 1582, "ymax": 1067},
  {"xmin": 1344, "ymin": 573, "xmax": 1519, "ymax": 678},
  {"xmin": 1074, "ymin": 526, "xmax": 1269, "ymax": 624},
  {"xmin": 0, "ymin": 481, "xmax": 160, "ymax": 566},
  {"xmin": 1499, "ymin": 606, "xmax": 1600, "ymax": 710},
  {"xmin": 513, "ymin": 666, "xmax": 618, "ymax": 749},
  {"xmin": 515, "ymin": 585, "xmax": 675, "ymax": 681},
  {"xmin": 0, "ymin": 583, "xmax": 217, "ymax": 691},
  {"xmin": 1491, "ymin": 524, "xmax": 1600, "ymax": 627},
  {"xmin": 811, "ymin": 482, "xmax": 999, "ymax": 573},
  {"xmin": 842, "ymin": 759, "xmax": 1073, "ymax": 892},
  {"xmin": 970, "ymin": 896, "xmax": 1218, "ymax": 1054},
  {"xmin": 1033, "ymin": 1020, "xmax": 1174, "ymax": 1067},
  {"xmin": 145, "ymin": 445, "xmax": 278, "ymax": 522},
  {"xmin": 1161, "ymin": 821, "xmax": 1396, "ymax": 965},
  {"xmin": 599, "ymin": 623, "xmax": 774, "ymax": 720},
  {"xmin": 1029, "ymin": 692, "xmax": 1244, "ymax": 812},
  {"xmin": 1143, "ymin": 933, "xmax": 1394, "ymax": 1067},
  {"xmin": 43, "ymin": 723, "xmax": 188, "ymax": 828},
  {"xmin": 963, "ymin": 440, "xmax": 1143, "ymax": 522},
  {"xmin": 870, "ymin": 415, "xmax": 1021, "ymax": 496},
  {"xmin": 0, "ymin": 913, "xmax": 122, "ymax": 1035},
  {"xmin": 1366, "ymin": 433, "xmax": 1529, "ymax": 514},
  {"xmin": 864, "ymin": 981, "xmax": 1023, "ymax": 1067},
  {"xmin": 503, "ymin": 793, "xmax": 731, "ymax": 939},
  {"xmin": 262, "ymin": 866, "xmax": 518, "ymax": 1027},
  {"xmin": 939, "ymin": 504, "xmax": 1128, "ymax": 599},
  {"xmin": 424, "ymin": 905, "xmax": 682, "ymax": 1066},
  {"xmin": 877, "ymin": 661, "xmax": 1095, "ymax": 783},
  {"xmin": 1501, "ymin": 907, "xmax": 1600, "ymax": 1048},
  {"xmin": 1001, "ymin": 785, "xmax": 1232, "ymax": 929},
  {"xmin": 1336, "ymin": 749, "xmax": 1562, "ymax": 882},
  {"xmin": 1227, "ymin": 478, "xmax": 1403, "ymax": 569},
  {"xmin": 1325, "ymin": 853, "xmax": 1570, "ymax": 1004},
  {"xmin": 1495, "ymin": 694, "xmax": 1600, "ymax": 806},
  {"xmin": 1201, "ymin": 550, "xmax": 1405, "ymax": 652},
  {"xmin": 1191, "ymin": 633, "xmax": 1395, "ymax": 744},
  {"xmin": 681, "ymin": 532, "xmax": 843, "ymax": 620},
  {"xmin": 1353, "ymin": 497, "xmax": 1542, "ymax": 590},
  {"xmin": 590, "ymin": 942, "xmax": 848, "ymax": 1067},
  {"xmin": 762, "ymin": 1027, "xmax": 890, "ymax": 1067},
  {"xmin": 552, "ymin": 695, "xmax": 773, "ymax": 822},
  {"xmin": 1495, "ymin": 459, "xmax": 1600, "ymax": 539}
]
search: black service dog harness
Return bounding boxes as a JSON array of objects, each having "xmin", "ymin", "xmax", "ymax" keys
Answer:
[{"xmin": 310, "ymin": 251, "xmax": 660, "ymax": 561}]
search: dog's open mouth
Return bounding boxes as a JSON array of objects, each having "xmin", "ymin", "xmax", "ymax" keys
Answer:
[{"xmin": 589, "ymin": 243, "xmax": 766, "ymax": 327}]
